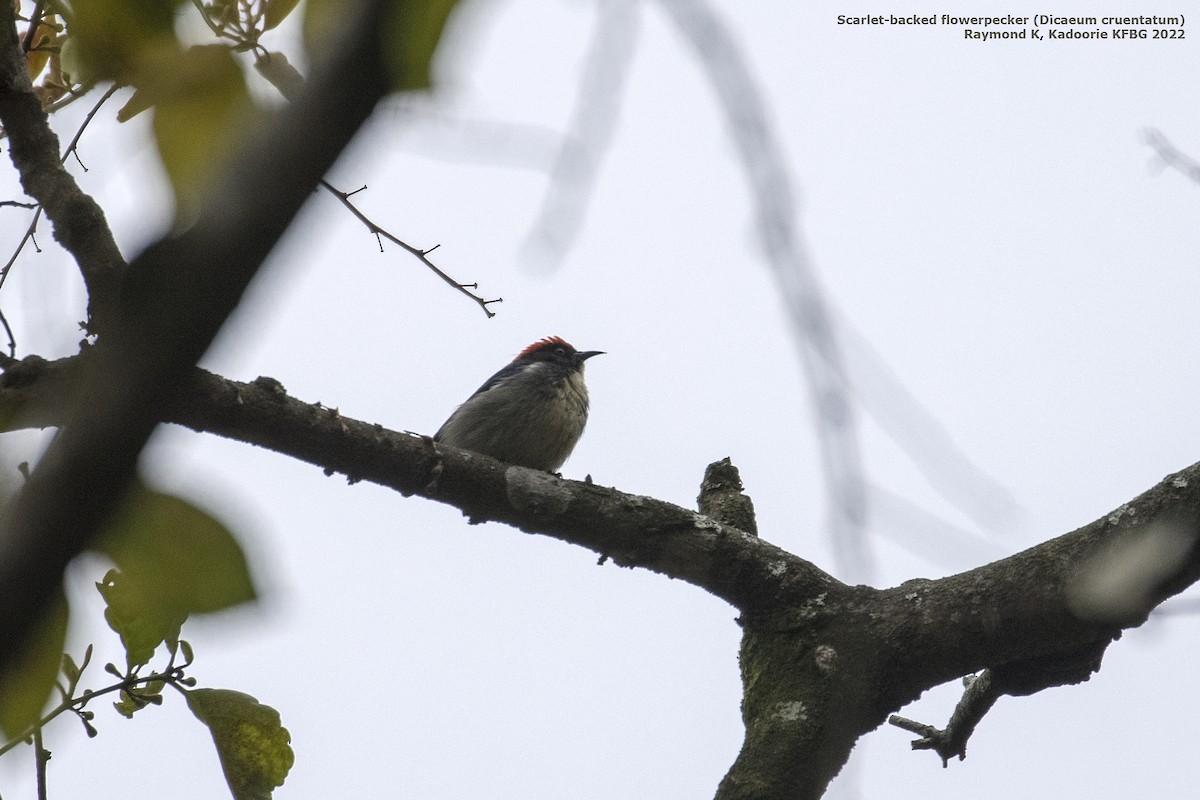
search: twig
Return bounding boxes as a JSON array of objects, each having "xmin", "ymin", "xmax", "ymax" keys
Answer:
[
  {"xmin": 0, "ymin": 305, "xmax": 14, "ymax": 357},
  {"xmin": 19, "ymin": 1, "xmax": 46, "ymax": 54},
  {"xmin": 0, "ymin": 83, "xmax": 121, "ymax": 326},
  {"xmin": 58, "ymin": 83, "xmax": 118, "ymax": 165},
  {"xmin": 1145, "ymin": 128, "xmax": 1200, "ymax": 184},
  {"xmin": 888, "ymin": 670, "xmax": 1000, "ymax": 767},
  {"xmin": 319, "ymin": 179, "xmax": 501, "ymax": 317},
  {"xmin": 0, "ymin": 663, "xmax": 190, "ymax": 759},
  {"xmin": 32, "ymin": 727, "xmax": 47, "ymax": 800},
  {"xmin": 659, "ymin": 0, "xmax": 872, "ymax": 580},
  {"xmin": 520, "ymin": 0, "xmax": 639, "ymax": 268}
]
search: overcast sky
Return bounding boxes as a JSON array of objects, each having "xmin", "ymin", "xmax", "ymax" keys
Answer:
[{"xmin": 2, "ymin": 1, "xmax": 1199, "ymax": 798}]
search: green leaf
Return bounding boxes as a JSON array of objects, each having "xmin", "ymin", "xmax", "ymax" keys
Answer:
[
  {"xmin": 384, "ymin": 0, "xmax": 462, "ymax": 91},
  {"xmin": 61, "ymin": 652, "xmax": 81, "ymax": 686},
  {"xmin": 0, "ymin": 592, "xmax": 68, "ymax": 739},
  {"xmin": 263, "ymin": 0, "xmax": 303, "ymax": 31},
  {"xmin": 94, "ymin": 486, "xmax": 257, "ymax": 670},
  {"xmin": 97, "ymin": 568, "xmax": 187, "ymax": 670},
  {"xmin": 186, "ymin": 688, "xmax": 294, "ymax": 800},
  {"xmin": 143, "ymin": 45, "xmax": 257, "ymax": 219},
  {"xmin": 68, "ymin": 0, "xmax": 185, "ymax": 82},
  {"xmin": 303, "ymin": 0, "xmax": 460, "ymax": 91}
]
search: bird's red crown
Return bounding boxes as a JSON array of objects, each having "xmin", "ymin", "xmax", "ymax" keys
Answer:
[{"xmin": 515, "ymin": 336, "xmax": 573, "ymax": 361}]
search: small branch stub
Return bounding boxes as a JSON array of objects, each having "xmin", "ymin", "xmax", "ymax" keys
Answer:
[{"xmin": 698, "ymin": 457, "xmax": 758, "ymax": 536}]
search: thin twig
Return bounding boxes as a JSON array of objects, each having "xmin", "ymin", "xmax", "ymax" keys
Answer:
[
  {"xmin": 319, "ymin": 179, "xmax": 502, "ymax": 317},
  {"xmin": 32, "ymin": 727, "xmax": 47, "ymax": 800},
  {"xmin": 0, "ymin": 306, "xmax": 14, "ymax": 357},
  {"xmin": 0, "ymin": 83, "xmax": 120, "ymax": 304},
  {"xmin": 0, "ymin": 664, "xmax": 190, "ymax": 759},
  {"xmin": 1145, "ymin": 128, "xmax": 1200, "ymax": 184},
  {"xmin": 659, "ymin": 0, "xmax": 872, "ymax": 579},
  {"xmin": 888, "ymin": 670, "xmax": 1000, "ymax": 767},
  {"xmin": 520, "ymin": 0, "xmax": 639, "ymax": 268},
  {"xmin": 19, "ymin": 1, "xmax": 46, "ymax": 54}
]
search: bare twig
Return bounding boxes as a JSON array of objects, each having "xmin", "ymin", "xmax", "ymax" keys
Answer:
[
  {"xmin": 19, "ymin": 1, "xmax": 47, "ymax": 54},
  {"xmin": 1146, "ymin": 128, "xmax": 1200, "ymax": 184},
  {"xmin": 520, "ymin": 0, "xmax": 639, "ymax": 268},
  {"xmin": 0, "ymin": 305, "xmax": 14, "ymax": 357},
  {"xmin": 33, "ymin": 726, "xmax": 48, "ymax": 800},
  {"xmin": 889, "ymin": 671, "xmax": 1000, "ymax": 767},
  {"xmin": 659, "ymin": 0, "xmax": 872, "ymax": 580},
  {"xmin": 0, "ymin": 83, "xmax": 120, "ymax": 286},
  {"xmin": 319, "ymin": 179, "xmax": 502, "ymax": 317},
  {"xmin": 0, "ymin": 82, "xmax": 121, "ymax": 351},
  {"xmin": 0, "ymin": 32, "xmax": 126, "ymax": 338}
]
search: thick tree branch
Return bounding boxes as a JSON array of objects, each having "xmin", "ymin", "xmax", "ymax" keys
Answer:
[
  {"xmin": 0, "ymin": 1, "xmax": 125, "ymax": 336},
  {"xmin": 4, "ymin": 353, "xmax": 1200, "ymax": 798},
  {"xmin": 0, "ymin": 354, "xmax": 839, "ymax": 611},
  {"xmin": 0, "ymin": 0, "xmax": 394, "ymax": 670}
]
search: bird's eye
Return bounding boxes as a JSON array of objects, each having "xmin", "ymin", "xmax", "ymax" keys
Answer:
[{"xmin": 555, "ymin": 347, "xmax": 567, "ymax": 355}]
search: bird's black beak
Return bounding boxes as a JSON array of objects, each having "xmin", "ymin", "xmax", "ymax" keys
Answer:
[{"xmin": 577, "ymin": 350, "xmax": 604, "ymax": 363}]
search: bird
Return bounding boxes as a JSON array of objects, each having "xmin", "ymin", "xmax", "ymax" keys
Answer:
[{"xmin": 434, "ymin": 336, "xmax": 604, "ymax": 472}]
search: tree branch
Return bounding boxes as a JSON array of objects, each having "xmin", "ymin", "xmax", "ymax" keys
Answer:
[
  {"xmin": 4, "ymin": 351, "xmax": 1200, "ymax": 798},
  {"xmin": 0, "ymin": 0, "xmax": 394, "ymax": 671},
  {"xmin": 0, "ymin": 1, "xmax": 125, "ymax": 337}
]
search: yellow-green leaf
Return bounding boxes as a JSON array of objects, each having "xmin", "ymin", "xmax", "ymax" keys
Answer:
[
  {"xmin": 97, "ymin": 568, "xmax": 187, "ymax": 670},
  {"xmin": 116, "ymin": 85, "xmax": 155, "ymax": 123},
  {"xmin": 0, "ymin": 592, "xmax": 68, "ymax": 739},
  {"xmin": 94, "ymin": 485, "xmax": 257, "ymax": 669},
  {"xmin": 142, "ymin": 44, "xmax": 257, "ymax": 219},
  {"xmin": 300, "ymin": 0, "xmax": 339, "ymax": 55},
  {"xmin": 186, "ymin": 688, "xmax": 294, "ymax": 800},
  {"xmin": 263, "ymin": 0, "xmax": 303, "ymax": 31},
  {"xmin": 384, "ymin": 0, "xmax": 462, "ymax": 91},
  {"xmin": 303, "ymin": 0, "xmax": 461, "ymax": 91},
  {"xmin": 67, "ymin": 0, "xmax": 184, "ymax": 82}
]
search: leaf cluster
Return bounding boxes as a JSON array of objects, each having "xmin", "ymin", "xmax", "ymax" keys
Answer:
[
  {"xmin": 19, "ymin": 0, "xmax": 460, "ymax": 218},
  {"xmin": 0, "ymin": 483, "xmax": 289, "ymax": 799}
]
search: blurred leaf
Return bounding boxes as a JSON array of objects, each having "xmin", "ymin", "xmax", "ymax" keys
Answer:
[
  {"xmin": 263, "ymin": 0, "xmax": 302, "ymax": 31},
  {"xmin": 300, "ymin": 0, "xmax": 339, "ymax": 55},
  {"xmin": 145, "ymin": 45, "xmax": 257, "ymax": 218},
  {"xmin": 116, "ymin": 85, "xmax": 156, "ymax": 123},
  {"xmin": 0, "ymin": 592, "xmax": 68, "ymax": 739},
  {"xmin": 254, "ymin": 51, "xmax": 304, "ymax": 101},
  {"xmin": 186, "ymin": 688, "xmax": 294, "ymax": 800},
  {"xmin": 94, "ymin": 485, "xmax": 257, "ymax": 670},
  {"xmin": 384, "ymin": 0, "xmax": 462, "ymax": 91},
  {"xmin": 67, "ymin": 0, "xmax": 184, "ymax": 82},
  {"xmin": 303, "ymin": 0, "xmax": 460, "ymax": 91}
]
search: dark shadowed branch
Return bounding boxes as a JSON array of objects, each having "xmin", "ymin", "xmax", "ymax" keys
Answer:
[
  {"xmin": 1146, "ymin": 128, "xmax": 1200, "ymax": 183},
  {"xmin": 0, "ymin": 9, "xmax": 125, "ymax": 338},
  {"xmin": 520, "ymin": 0, "xmax": 639, "ymax": 268},
  {"xmin": 658, "ymin": 0, "xmax": 872, "ymax": 581},
  {"xmin": 4, "ymin": 350, "xmax": 1200, "ymax": 799},
  {"xmin": 0, "ymin": 0, "xmax": 393, "ymax": 672}
]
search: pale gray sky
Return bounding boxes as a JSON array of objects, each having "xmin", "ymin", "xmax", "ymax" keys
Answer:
[{"xmin": 2, "ymin": 1, "xmax": 1199, "ymax": 798}]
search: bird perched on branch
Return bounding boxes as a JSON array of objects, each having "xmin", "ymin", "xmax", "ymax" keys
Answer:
[{"xmin": 435, "ymin": 336, "xmax": 603, "ymax": 472}]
